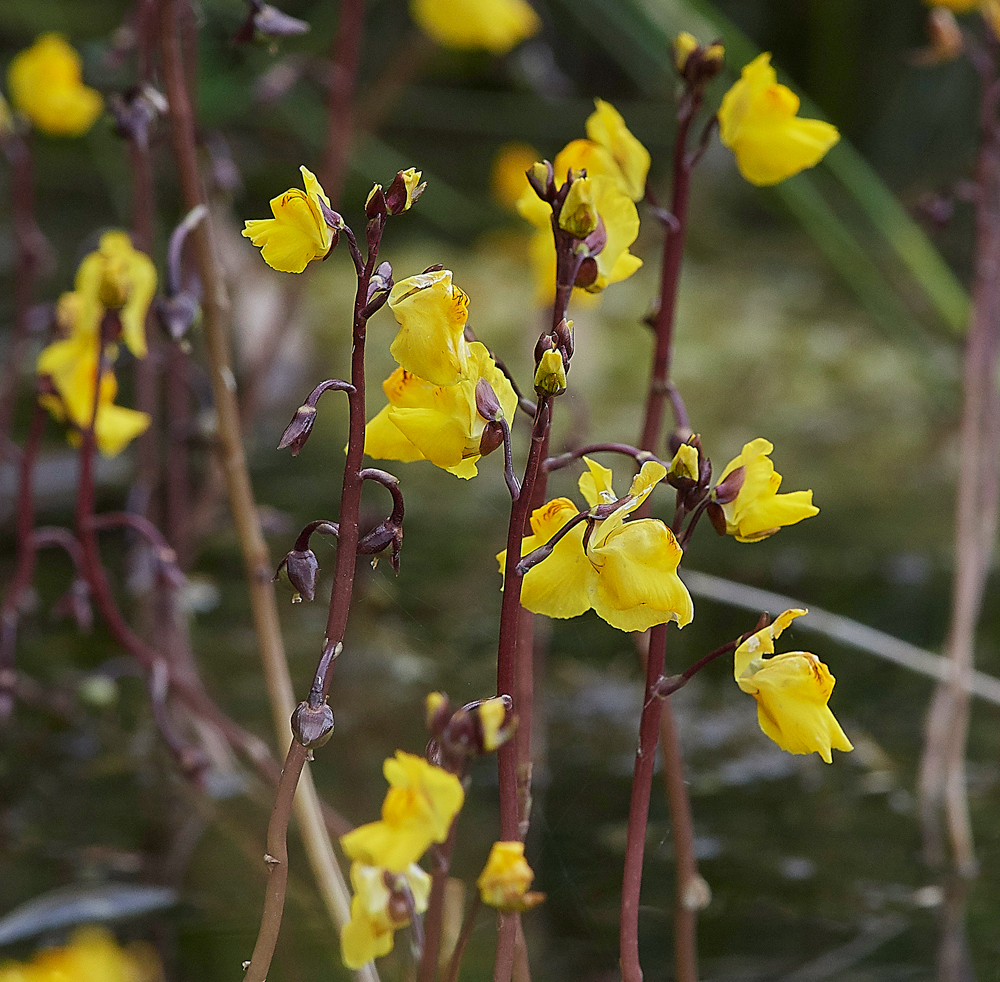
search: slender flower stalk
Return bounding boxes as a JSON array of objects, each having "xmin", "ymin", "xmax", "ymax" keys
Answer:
[{"xmin": 623, "ymin": 70, "xmax": 706, "ymax": 982}]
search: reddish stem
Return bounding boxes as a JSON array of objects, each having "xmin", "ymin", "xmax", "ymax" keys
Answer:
[
  {"xmin": 321, "ymin": 0, "xmax": 365, "ymax": 203},
  {"xmin": 417, "ymin": 818, "xmax": 459, "ymax": 982}
]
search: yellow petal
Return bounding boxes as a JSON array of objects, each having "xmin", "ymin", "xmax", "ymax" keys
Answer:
[
  {"xmin": 243, "ymin": 179, "xmax": 332, "ymax": 273},
  {"xmin": 734, "ymin": 608, "xmax": 806, "ymax": 680},
  {"xmin": 589, "ymin": 519, "xmax": 693, "ymax": 631},
  {"xmin": 585, "ymin": 99, "xmax": 650, "ymax": 201},
  {"xmin": 388, "ymin": 269, "xmax": 471, "ymax": 386},
  {"xmin": 409, "ymin": 0, "xmax": 540, "ymax": 53},
  {"xmin": 94, "ymin": 403, "xmax": 151, "ymax": 457},
  {"xmin": 578, "ymin": 456, "xmax": 616, "ymax": 508}
]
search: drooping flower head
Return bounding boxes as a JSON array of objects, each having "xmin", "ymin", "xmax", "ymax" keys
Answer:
[
  {"xmin": 242, "ymin": 165, "xmax": 335, "ymax": 273},
  {"xmin": 69, "ymin": 231, "xmax": 157, "ymax": 358},
  {"xmin": 409, "ymin": 0, "xmax": 541, "ymax": 53},
  {"xmin": 7, "ymin": 34, "xmax": 103, "ymax": 137},
  {"xmin": 340, "ymin": 862, "xmax": 431, "ymax": 969},
  {"xmin": 340, "ymin": 751, "xmax": 464, "ymax": 873},
  {"xmin": 499, "ymin": 459, "xmax": 694, "ymax": 632},
  {"xmin": 714, "ymin": 438, "xmax": 818, "ymax": 542},
  {"xmin": 734, "ymin": 609, "xmax": 853, "ymax": 763},
  {"xmin": 477, "ymin": 841, "xmax": 545, "ymax": 912},
  {"xmin": 718, "ymin": 54, "xmax": 839, "ymax": 186}
]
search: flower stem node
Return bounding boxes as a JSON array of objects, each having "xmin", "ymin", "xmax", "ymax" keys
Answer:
[
  {"xmin": 274, "ymin": 547, "xmax": 319, "ymax": 602},
  {"xmin": 291, "ymin": 699, "xmax": 335, "ymax": 750},
  {"xmin": 477, "ymin": 841, "xmax": 546, "ymax": 912},
  {"xmin": 385, "ymin": 168, "xmax": 426, "ymax": 215}
]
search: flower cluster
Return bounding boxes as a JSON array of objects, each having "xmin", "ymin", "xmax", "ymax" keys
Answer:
[
  {"xmin": 7, "ymin": 33, "xmax": 103, "ymax": 137},
  {"xmin": 364, "ymin": 269, "xmax": 518, "ymax": 478},
  {"xmin": 339, "ymin": 751, "xmax": 464, "ymax": 967},
  {"xmin": 37, "ymin": 231, "xmax": 156, "ymax": 457},
  {"xmin": 500, "ymin": 458, "xmax": 694, "ymax": 632},
  {"xmin": 733, "ymin": 609, "xmax": 853, "ymax": 762},
  {"xmin": 0, "ymin": 925, "xmax": 161, "ymax": 982},
  {"xmin": 516, "ymin": 100, "xmax": 649, "ymax": 303}
]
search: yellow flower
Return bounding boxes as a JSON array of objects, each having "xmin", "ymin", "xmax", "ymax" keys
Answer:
[
  {"xmin": 70, "ymin": 231, "xmax": 157, "ymax": 358},
  {"xmin": 387, "ymin": 269, "xmax": 471, "ymax": 386},
  {"xmin": 718, "ymin": 53, "xmax": 839, "ymax": 186},
  {"xmin": 364, "ymin": 343, "xmax": 517, "ymax": 479},
  {"xmin": 7, "ymin": 34, "xmax": 103, "ymax": 137},
  {"xmin": 340, "ymin": 751, "xmax": 464, "ymax": 872},
  {"xmin": 559, "ymin": 176, "xmax": 599, "ymax": 238},
  {"xmin": 477, "ymin": 841, "xmax": 545, "ymax": 912},
  {"xmin": 584, "ymin": 99, "xmax": 650, "ymax": 202},
  {"xmin": 409, "ymin": 0, "xmax": 541, "ymax": 53},
  {"xmin": 716, "ymin": 438, "xmax": 818, "ymax": 542},
  {"xmin": 667, "ymin": 443, "xmax": 699, "ymax": 483},
  {"xmin": 734, "ymin": 609, "xmax": 853, "ymax": 763},
  {"xmin": 341, "ymin": 862, "xmax": 431, "ymax": 969},
  {"xmin": 0, "ymin": 925, "xmax": 161, "ymax": 982},
  {"xmin": 37, "ymin": 333, "xmax": 151, "ymax": 457},
  {"xmin": 499, "ymin": 459, "xmax": 694, "ymax": 632},
  {"xmin": 534, "ymin": 348, "xmax": 567, "ymax": 396},
  {"xmin": 242, "ymin": 165, "xmax": 334, "ymax": 273},
  {"xmin": 491, "ymin": 142, "xmax": 541, "ymax": 210},
  {"xmin": 674, "ymin": 32, "xmax": 700, "ymax": 74}
]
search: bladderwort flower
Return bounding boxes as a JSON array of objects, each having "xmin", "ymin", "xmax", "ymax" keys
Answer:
[
  {"xmin": 67, "ymin": 230, "xmax": 157, "ymax": 359},
  {"xmin": 477, "ymin": 841, "xmax": 546, "ymax": 912},
  {"xmin": 499, "ymin": 458, "xmax": 694, "ymax": 632},
  {"xmin": 7, "ymin": 34, "xmax": 103, "ymax": 137},
  {"xmin": 364, "ymin": 270, "xmax": 517, "ymax": 478},
  {"xmin": 409, "ymin": 0, "xmax": 541, "ymax": 53},
  {"xmin": 517, "ymin": 100, "xmax": 648, "ymax": 302},
  {"xmin": 734, "ymin": 609, "xmax": 853, "ymax": 763},
  {"xmin": 0, "ymin": 925, "xmax": 161, "ymax": 982},
  {"xmin": 340, "ymin": 751, "xmax": 464, "ymax": 873},
  {"xmin": 717, "ymin": 53, "xmax": 840, "ymax": 186},
  {"xmin": 340, "ymin": 861, "xmax": 431, "ymax": 969},
  {"xmin": 242, "ymin": 165, "xmax": 335, "ymax": 273},
  {"xmin": 713, "ymin": 438, "xmax": 819, "ymax": 543},
  {"xmin": 37, "ymin": 334, "xmax": 151, "ymax": 457}
]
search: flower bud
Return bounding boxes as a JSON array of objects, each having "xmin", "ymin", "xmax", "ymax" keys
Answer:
[
  {"xmin": 574, "ymin": 257, "xmax": 598, "ymax": 289},
  {"xmin": 477, "ymin": 841, "xmax": 545, "ymax": 913},
  {"xmin": 365, "ymin": 183, "xmax": 387, "ymax": 219},
  {"xmin": 274, "ymin": 547, "xmax": 319, "ymax": 601},
  {"xmin": 156, "ymin": 291, "xmax": 200, "ymax": 341},
  {"xmin": 385, "ymin": 168, "xmax": 426, "ymax": 215},
  {"xmin": 706, "ymin": 500, "xmax": 728, "ymax": 537},
  {"xmin": 479, "ymin": 420, "xmax": 505, "ymax": 457},
  {"xmin": 426, "ymin": 691, "xmax": 451, "ymax": 736},
  {"xmin": 559, "ymin": 177, "xmax": 598, "ymax": 238},
  {"xmin": 667, "ymin": 443, "xmax": 699, "ymax": 487},
  {"xmin": 534, "ymin": 348, "xmax": 567, "ymax": 396},
  {"xmin": 674, "ymin": 32, "xmax": 699, "ymax": 74},
  {"xmin": 477, "ymin": 696, "xmax": 514, "ymax": 752},
  {"xmin": 526, "ymin": 160, "xmax": 554, "ymax": 200},
  {"xmin": 277, "ymin": 404, "xmax": 317, "ymax": 456},
  {"xmin": 291, "ymin": 700, "xmax": 334, "ymax": 750},
  {"xmin": 475, "ymin": 378, "xmax": 503, "ymax": 422}
]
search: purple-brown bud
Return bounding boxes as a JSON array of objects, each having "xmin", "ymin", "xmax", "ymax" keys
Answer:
[
  {"xmin": 574, "ymin": 257, "xmax": 598, "ymax": 290},
  {"xmin": 274, "ymin": 547, "xmax": 319, "ymax": 601},
  {"xmin": 475, "ymin": 378, "xmax": 503, "ymax": 422},
  {"xmin": 234, "ymin": 1, "xmax": 310, "ymax": 43},
  {"xmin": 479, "ymin": 420, "xmax": 505, "ymax": 457},
  {"xmin": 706, "ymin": 500, "xmax": 728, "ymax": 537},
  {"xmin": 365, "ymin": 184, "xmax": 388, "ymax": 219},
  {"xmin": 384, "ymin": 168, "xmax": 426, "ymax": 215},
  {"xmin": 156, "ymin": 291, "xmax": 199, "ymax": 341},
  {"xmin": 291, "ymin": 700, "xmax": 334, "ymax": 750},
  {"xmin": 526, "ymin": 160, "xmax": 554, "ymax": 202},
  {"xmin": 277, "ymin": 404, "xmax": 317, "ymax": 456}
]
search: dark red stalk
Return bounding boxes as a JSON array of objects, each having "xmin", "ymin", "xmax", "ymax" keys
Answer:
[
  {"xmin": 321, "ymin": 0, "xmax": 365, "ymax": 204},
  {"xmin": 417, "ymin": 818, "xmax": 459, "ymax": 982}
]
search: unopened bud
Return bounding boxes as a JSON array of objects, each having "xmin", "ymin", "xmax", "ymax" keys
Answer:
[
  {"xmin": 534, "ymin": 348, "xmax": 567, "ymax": 396},
  {"xmin": 253, "ymin": 4, "xmax": 310, "ymax": 37},
  {"xmin": 477, "ymin": 695, "xmax": 514, "ymax": 752},
  {"xmin": 674, "ymin": 32, "xmax": 699, "ymax": 74},
  {"xmin": 475, "ymin": 378, "xmax": 503, "ymax": 421},
  {"xmin": 713, "ymin": 465, "xmax": 745, "ymax": 505},
  {"xmin": 365, "ymin": 183, "xmax": 387, "ymax": 219},
  {"xmin": 385, "ymin": 168, "xmax": 426, "ymax": 215},
  {"xmin": 426, "ymin": 691, "xmax": 451, "ymax": 735},
  {"xmin": 553, "ymin": 318, "xmax": 574, "ymax": 357},
  {"xmin": 277, "ymin": 404, "xmax": 317, "ymax": 456},
  {"xmin": 559, "ymin": 177, "xmax": 598, "ymax": 238},
  {"xmin": 479, "ymin": 420, "xmax": 505, "ymax": 457},
  {"xmin": 274, "ymin": 547, "xmax": 319, "ymax": 601},
  {"xmin": 156, "ymin": 291, "xmax": 200, "ymax": 341},
  {"xmin": 581, "ymin": 215, "xmax": 607, "ymax": 258},
  {"xmin": 574, "ymin": 257, "xmax": 598, "ymax": 290},
  {"xmin": 526, "ymin": 161, "xmax": 554, "ymax": 200},
  {"xmin": 667, "ymin": 443, "xmax": 699, "ymax": 486},
  {"xmin": 291, "ymin": 701, "xmax": 334, "ymax": 749}
]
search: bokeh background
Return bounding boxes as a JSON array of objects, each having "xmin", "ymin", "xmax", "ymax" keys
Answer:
[{"xmin": 2, "ymin": 1, "xmax": 999, "ymax": 979}]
